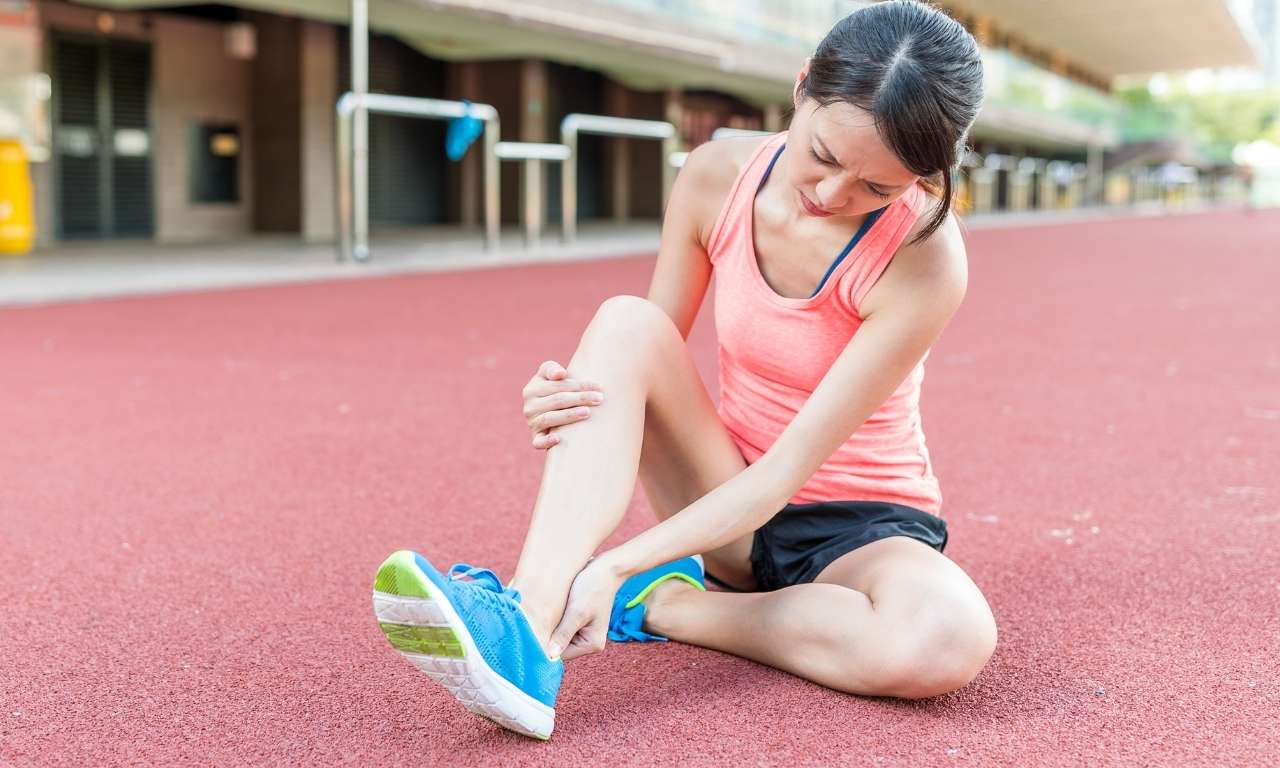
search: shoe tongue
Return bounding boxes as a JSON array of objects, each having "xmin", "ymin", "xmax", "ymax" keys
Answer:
[
  {"xmin": 451, "ymin": 564, "xmax": 505, "ymax": 591},
  {"xmin": 448, "ymin": 564, "xmax": 524, "ymax": 602},
  {"xmin": 469, "ymin": 573, "xmax": 521, "ymax": 604}
]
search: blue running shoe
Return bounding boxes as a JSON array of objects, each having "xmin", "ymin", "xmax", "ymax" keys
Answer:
[
  {"xmin": 371, "ymin": 550, "xmax": 564, "ymax": 740},
  {"xmin": 608, "ymin": 555, "xmax": 706, "ymax": 642}
]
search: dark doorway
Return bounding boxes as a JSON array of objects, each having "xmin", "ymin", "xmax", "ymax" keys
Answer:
[{"xmin": 53, "ymin": 35, "xmax": 154, "ymax": 240}]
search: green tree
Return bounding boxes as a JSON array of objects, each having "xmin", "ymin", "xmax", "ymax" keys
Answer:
[{"xmin": 1118, "ymin": 82, "xmax": 1280, "ymax": 164}]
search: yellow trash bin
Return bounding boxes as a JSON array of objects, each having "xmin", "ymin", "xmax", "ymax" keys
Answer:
[{"xmin": 0, "ymin": 139, "xmax": 35, "ymax": 255}]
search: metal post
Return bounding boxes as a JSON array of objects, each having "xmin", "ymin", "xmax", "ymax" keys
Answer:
[
  {"xmin": 524, "ymin": 159, "xmax": 541, "ymax": 246},
  {"xmin": 483, "ymin": 117, "xmax": 499, "ymax": 251},
  {"xmin": 336, "ymin": 94, "xmax": 502, "ymax": 261},
  {"xmin": 559, "ymin": 114, "xmax": 676, "ymax": 244},
  {"xmin": 495, "ymin": 141, "xmax": 570, "ymax": 249},
  {"xmin": 351, "ymin": 0, "xmax": 370, "ymax": 261},
  {"xmin": 336, "ymin": 107, "xmax": 352, "ymax": 261},
  {"xmin": 561, "ymin": 130, "xmax": 578, "ymax": 243}
]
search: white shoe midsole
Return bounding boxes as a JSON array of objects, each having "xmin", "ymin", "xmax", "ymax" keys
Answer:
[{"xmin": 373, "ymin": 589, "xmax": 556, "ymax": 738}]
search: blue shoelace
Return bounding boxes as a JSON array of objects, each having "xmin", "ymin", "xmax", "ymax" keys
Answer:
[
  {"xmin": 448, "ymin": 563, "xmax": 524, "ymax": 605},
  {"xmin": 608, "ymin": 599, "xmax": 660, "ymax": 642}
]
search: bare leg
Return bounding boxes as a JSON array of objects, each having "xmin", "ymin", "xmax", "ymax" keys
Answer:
[
  {"xmin": 641, "ymin": 537, "xmax": 998, "ymax": 699},
  {"xmin": 503, "ymin": 297, "xmax": 996, "ymax": 698},
  {"xmin": 509, "ymin": 296, "xmax": 754, "ymax": 645}
]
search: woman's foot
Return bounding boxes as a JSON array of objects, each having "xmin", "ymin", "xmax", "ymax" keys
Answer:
[
  {"xmin": 607, "ymin": 555, "xmax": 706, "ymax": 642},
  {"xmin": 371, "ymin": 550, "xmax": 564, "ymax": 740}
]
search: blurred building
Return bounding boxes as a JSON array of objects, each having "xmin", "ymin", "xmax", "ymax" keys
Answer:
[
  {"xmin": 1251, "ymin": 0, "xmax": 1280, "ymax": 80},
  {"xmin": 0, "ymin": 0, "xmax": 1261, "ymax": 248}
]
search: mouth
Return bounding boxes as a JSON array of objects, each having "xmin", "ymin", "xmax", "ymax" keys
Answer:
[{"xmin": 798, "ymin": 191, "xmax": 834, "ymax": 217}]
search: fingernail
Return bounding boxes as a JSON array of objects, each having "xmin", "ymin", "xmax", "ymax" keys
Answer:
[
  {"xmin": 587, "ymin": 394, "xmax": 604, "ymax": 404},
  {"xmin": 547, "ymin": 643, "xmax": 561, "ymax": 659}
]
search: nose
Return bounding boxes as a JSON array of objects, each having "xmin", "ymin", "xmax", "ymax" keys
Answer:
[{"xmin": 814, "ymin": 174, "xmax": 852, "ymax": 211}]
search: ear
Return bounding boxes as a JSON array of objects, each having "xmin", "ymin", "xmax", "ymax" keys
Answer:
[{"xmin": 793, "ymin": 58, "xmax": 811, "ymax": 108}]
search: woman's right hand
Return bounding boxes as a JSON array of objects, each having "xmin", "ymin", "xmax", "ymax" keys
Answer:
[{"xmin": 522, "ymin": 360, "xmax": 604, "ymax": 450}]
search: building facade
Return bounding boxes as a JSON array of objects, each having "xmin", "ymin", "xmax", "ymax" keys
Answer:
[{"xmin": 0, "ymin": 0, "xmax": 1259, "ymax": 249}]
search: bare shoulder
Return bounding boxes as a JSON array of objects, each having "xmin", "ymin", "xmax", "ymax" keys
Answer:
[
  {"xmin": 861, "ymin": 192, "xmax": 969, "ymax": 318},
  {"xmin": 676, "ymin": 135, "xmax": 774, "ymax": 246}
]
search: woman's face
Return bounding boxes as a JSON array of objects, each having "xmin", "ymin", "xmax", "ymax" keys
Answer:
[{"xmin": 785, "ymin": 79, "xmax": 919, "ymax": 220}]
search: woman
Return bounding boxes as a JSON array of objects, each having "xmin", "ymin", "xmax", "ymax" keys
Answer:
[{"xmin": 371, "ymin": 0, "xmax": 993, "ymax": 740}]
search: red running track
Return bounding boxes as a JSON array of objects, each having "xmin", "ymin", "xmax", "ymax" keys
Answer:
[{"xmin": 2, "ymin": 209, "xmax": 1278, "ymax": 766}]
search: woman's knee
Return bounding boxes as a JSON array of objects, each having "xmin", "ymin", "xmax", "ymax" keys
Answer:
[
  {"xmin": 581, "ymin": 295, "xmax": 681, "ymax": 356},
  {"xmin": 880, "ymin": 609, "xmax": 998, "ymax": 701},
  {"xmin": 870, "ymin": 604, "xmax": 997, "ymax": 699}
]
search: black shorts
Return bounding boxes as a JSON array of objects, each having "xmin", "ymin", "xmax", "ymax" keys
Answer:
[{"xmin": 736, "ymin": 500, "xmax": 948, "ymax": 592}]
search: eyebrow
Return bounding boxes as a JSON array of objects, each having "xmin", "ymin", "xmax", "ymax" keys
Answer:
[{"xmin": 814, "ymin": 133, "xmax": 897, "ymax": 189}]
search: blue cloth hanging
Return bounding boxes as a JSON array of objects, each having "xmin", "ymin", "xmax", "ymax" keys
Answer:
[{"xmin": 445, "ymin": 100, "xmax": 484, "ymax": 161}]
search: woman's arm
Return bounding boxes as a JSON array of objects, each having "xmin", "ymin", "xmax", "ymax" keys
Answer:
[
  {"xmin": 600, "ymin": 207, "xmax": 970, "ymax": 579},
  {"xmin": 646, "ymin": 139, "xmax": 752, "ymax": 338}
]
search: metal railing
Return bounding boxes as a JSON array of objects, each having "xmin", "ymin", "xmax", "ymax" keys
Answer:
[
  {"xmin": 336, "ymin": 93, "xmax": 500, "ymax": 261},
  {"xmin": 560, "ymin": 114, "xmax": 679, "ymax": 243},
  {"xmin": 494, "ymin": 141, "xmax": 571, "ymax": 248},
  {"xmin": 710, "ymin": 127, "xmax": 773, "ymax": 140},
  {"xmin": 668, "ymin": 127, "xmax": 774, "ymax": 168}
]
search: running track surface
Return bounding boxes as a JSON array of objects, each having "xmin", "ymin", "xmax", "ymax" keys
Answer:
[{"xmin": 2, "ymin": 209, "xmax": 1278, "ymax": 767}]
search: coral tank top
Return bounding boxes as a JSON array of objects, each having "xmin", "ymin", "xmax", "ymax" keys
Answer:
[{"xmin": 706, "ymin": 132, "xmax": 943, "ymax": 514}]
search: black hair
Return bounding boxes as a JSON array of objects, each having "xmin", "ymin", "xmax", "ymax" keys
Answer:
[{"xmin": 801, "ymin": 0, "xmax": 984, "ymax": 243}]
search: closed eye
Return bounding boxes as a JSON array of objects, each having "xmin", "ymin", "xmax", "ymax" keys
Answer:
[
  {"xmin": 811, "ymin": 145, "xmax": 893, "ymax": 198},
  {"xmin": 809, "ymin": 146, "xmax": 837, "ymax": 166}
]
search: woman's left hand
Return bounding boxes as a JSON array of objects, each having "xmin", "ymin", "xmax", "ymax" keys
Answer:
[{"xmin": 548, "ymin": 558, "xmax": 625, "ymax": 661}]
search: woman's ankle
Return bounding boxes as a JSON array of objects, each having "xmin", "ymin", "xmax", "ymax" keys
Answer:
[
  {"xmin": 510, "ymin": 581, "xmax": 563, "ymax": 649},
  {"xmin": 639, "ymin": 578, "xmax": 699, "ymax": 635}
]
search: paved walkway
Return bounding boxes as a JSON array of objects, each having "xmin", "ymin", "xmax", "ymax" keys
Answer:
[{"xmin": 0, "ymin": 203, "xmax": 1239, "ymax": 307}]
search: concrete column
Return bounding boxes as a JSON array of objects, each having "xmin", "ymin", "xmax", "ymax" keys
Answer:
[
  {"xmin": 1086, "ymin": 142, "xmax": 1104, "ymax": 207},
  {"xmin": 520, "ymin": 59, "xmax": 548, "ymax": 240},
  {"xmin": 1038, "ymin": 165, "xmax": 1056, "ymax": 210},
  {"xmin": 520, "ymin": 60, "xmax": 547, "ymax": 142},
  {"xmin": 455, "ymin": 62, "xmax": 481, "ymax": 229},
  {"xmin": 662, "ymin": 88, "xmax": 683, "ymax": 210},
  {"xmin": 971, "ymin": 166, "xmax": 995, "ymax": 213},
  {"xmin": 664, "ymin": 88, "xmax": 684, "ymax": 148},
  {"xmin": 300, "ymin": 20, "xmax": 337, "ymax": 242},
  {"xmin": 605, "ymin": 80, "xmax": 630, "ymax": 222},
  {"xmin": 1010, "ymin": 158, "xmax": 1030, "ymax": 212}
]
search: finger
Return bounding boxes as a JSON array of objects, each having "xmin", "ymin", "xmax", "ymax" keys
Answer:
[
  {"xmin": 560, "ymin": 637, "xmax": 594, "ymax": 661},
  {"xmin": 530, "ymin": 407, "xmax": 592, "ymax": 432},
  {"xmin": 524, "ymin": 389, "xmax": 597, "ymax": 423},
  {"xmin": 529, "ymin": 378, "xmax": 603, "ymax": 398},
  {"xmin": 533, "ymin": 391, "xmax": 605, "ymax": 414},
  {"xmin": 548, "ymin": 611, "xmax": 588, "ymax": 660},
  {"xmin": 561, "ymin": 625, "xmax": 606, "ymax": 661},
  {"xmin": 539, "ymin": 360, "xmax": 567, "ymax": 380},
  {"xmin": 531, "ymin": 431, "xmax": 559, "ymax": 450}
]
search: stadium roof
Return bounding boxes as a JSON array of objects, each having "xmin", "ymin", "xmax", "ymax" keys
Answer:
[
  {"xmin": 82, "ymin": 0, "xmax": 1259, "ymax": 95},
  {"xmin": 942, "ymin": 0, "xmax": 1259, "ymax": 79}
]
